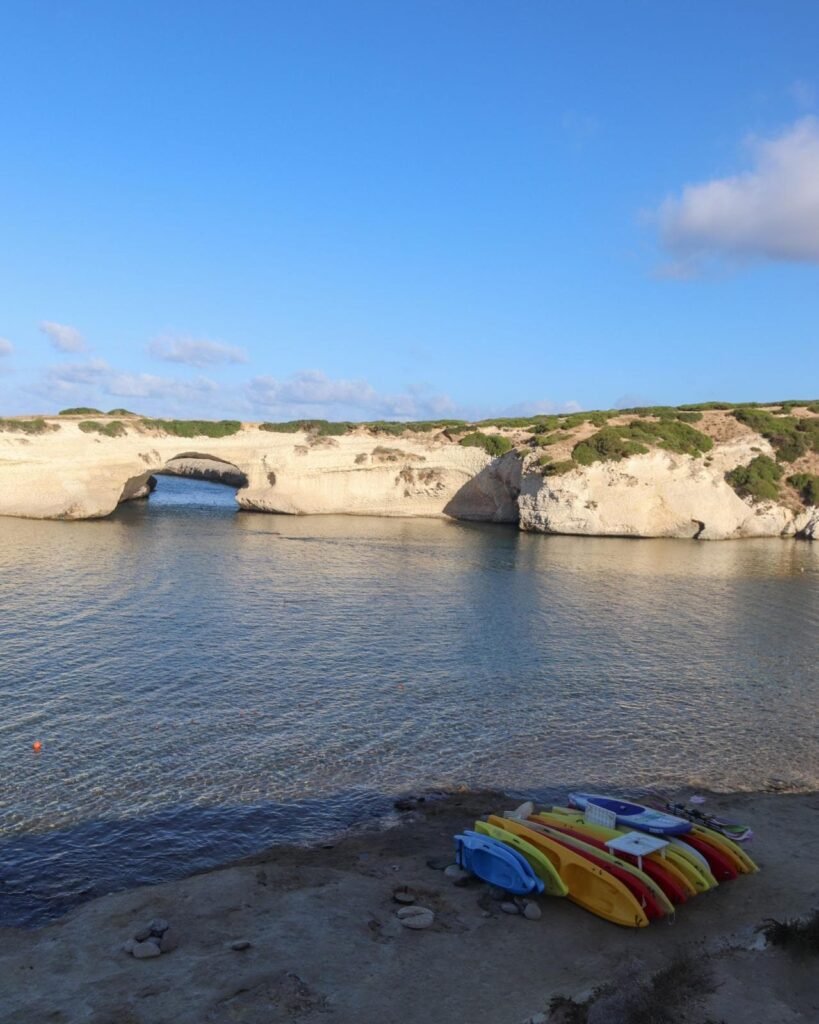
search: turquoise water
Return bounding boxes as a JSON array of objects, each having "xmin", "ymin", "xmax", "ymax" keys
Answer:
[{"xmin": 1, "ymin": 476, "xmax": 817, "ymax": 925}]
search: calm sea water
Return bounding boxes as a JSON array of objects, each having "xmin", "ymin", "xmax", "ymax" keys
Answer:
[{"xmin": 1, "ymin": 476, "xmax": 817, "ymax": 926}]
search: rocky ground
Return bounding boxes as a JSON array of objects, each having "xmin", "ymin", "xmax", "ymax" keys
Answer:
[{"xmin": 1, "ymin": 790, "xmax": 817, "ymax": 1024}]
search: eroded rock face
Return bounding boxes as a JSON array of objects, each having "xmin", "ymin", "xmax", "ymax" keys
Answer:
[
  {"xmin": 0, "ymin": 421, "xmax": 814, "ymax": 538},
  {"xmin": 0, "ymin": 422, "xmax": 509, "ymax": 523},
  {"xmin": 518, "ymin": 438, "xmax": 800, "ymax": 540}
]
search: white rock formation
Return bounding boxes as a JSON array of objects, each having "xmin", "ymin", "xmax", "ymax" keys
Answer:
[
  {"xmin": 0, "ymin": 421, "xmax": 506, "ymax": 522},
  {"xmin": 518, "ymin": 438, "xmax": 801, "ymax": 540},
  {"xmin": 0, "ymin": 419, "xmax": 814, "ymax": 539}
]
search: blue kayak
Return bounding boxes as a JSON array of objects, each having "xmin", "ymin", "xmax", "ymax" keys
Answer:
[
  {"xmin": 455, "ymin": 830, "xmax": 545, "ymax": 895},
  {"xmin": 568, "ymin": 793, "xmax": 692, "ymax": 836}
]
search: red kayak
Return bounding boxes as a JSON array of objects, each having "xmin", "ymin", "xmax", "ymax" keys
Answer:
[
  {"xmin": 532, "ymin": 818, "xmax": 689, "ymax": 905},
  {"xmin": 682, "ymin": 833, "xmax": 739, "ymax": 882}
]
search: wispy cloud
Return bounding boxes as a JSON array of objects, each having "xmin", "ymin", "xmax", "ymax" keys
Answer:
[
  {"xmin": 149, "ymin": 335, "xmax": 248, "ymax": 368},
  {"xmin": 39, "ymin": 320, "xmax": 86, "ymax": 352},
  {"xmin": 247, "ymin": 369, "xmax": 456, "ymax": 421},
  {"xmin": 41, "ymin": 359, "xmax": 221, "ymax": 415},
  {"xmin": 652, "ymin": 117, "xmax": 819, "ymax": 274},
  {"xmin": 0, "ymin": 338, "xmax": 13, "ymax": 357}
]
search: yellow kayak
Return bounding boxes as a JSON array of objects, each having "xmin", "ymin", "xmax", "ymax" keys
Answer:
[
  {"xmin": 533, "ymin": 810, "xmax": 698, "ymax": 898},
  {"xmin": 549, "ymin": 806, "xmax": 717, "ymax": 892},
  {"xmin": 487, "ymin": 815, "xmax": 649, "ymax": 928}
]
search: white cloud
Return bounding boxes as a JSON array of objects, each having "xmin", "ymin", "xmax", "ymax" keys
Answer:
[
  {"xmin": 149, "ymin": 335, "xmax": 248, "ymax": 368},
  {"xmin": 42, "ymin": 359, "xmax": 221, "ymax": 414},
  {"xmin": 247, "ymin": 369, "xmax": 456, "ymax": 421},
  {"xmin": 654, "ymin": 117, "xmax": 819, "ymax": 271},
  {"xmin": 0, "ymin": 338, "xmax": 13, "ymax": 356},
  {"xmin": 39, "ymin": 320, "xmax": 86, "ymax": 352}
]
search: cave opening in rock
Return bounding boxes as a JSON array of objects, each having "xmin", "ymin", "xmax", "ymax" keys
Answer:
[{"xmin": 121, "ymin": 453, "xmax": 250, "ymax": 515}]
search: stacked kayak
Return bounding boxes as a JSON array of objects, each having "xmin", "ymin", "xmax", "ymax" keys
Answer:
[{"xmin": 456, "ymin": 793, "xmax": 758, "ymax": 929}]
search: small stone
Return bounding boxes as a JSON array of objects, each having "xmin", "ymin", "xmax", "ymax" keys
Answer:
[
  {"xmin": 121, "ymin": 938, "xmax": 137, "ymax": 954},
  {"xmin": 393, "ymin": 887, "xmax": 416, "ymax": 905},
  {"xmin": 134, "ymin": 926, "xmax": 152, "ymax": 942},
  {"xmin": 444, "ymin": 865, "xmax": 470, "ymax": 884},
  {"xmin": 149, "ymin": 917, "xmax": 169, "ymax": 936},
  {"xmin": 426, "ymin": 855, "xmax": 451, "ymax": 871},
  {"xmin": 500, "ymin": 902, "xmax": 519, "ymax": 915},
  {"xmin": 397, "ymin": 905, "xmax": 435, "ymax": 930},
  {"xmin": 158, "ymin": 929, "xmax": 179, "ymax": 953},
  {"xmin": 230, "ymin": 939, "xmax": 251, "ymax": 951},
  {"xmin": 523, "ymin": 902, "xmax": 542, "ymax": 921},
  {"xmin": 131, "ymin": 940, "xmax": 162, "ymax": 959}
]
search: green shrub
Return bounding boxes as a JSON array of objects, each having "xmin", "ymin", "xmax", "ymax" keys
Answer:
[
  {"xmin": 726, "ymin": 455, "xmax": 783, "ymax": 502},
  {"xmin": 733, "ymin": 407, "xmax": 819, "ymax": 462},
  {"xmin": 107, "ymin": 408, "xmax": 138, "ymax": 416},
  {"xmin": 0, "ymin": 417, "xmax": 55, "ymax": 434},
  {"xmin": 621, "ymin": 418, "xmax": 713, "ymax": 456},
  {"xmin": 259, "ymin": 419, "xmax": 353, "ymax": 436},
  {"xmin": 142, "ymin": 419, "xmax": 242, "ymax": 438},
  {"xmin": 58, "ymin": 406, "xmax": 103, "ymax": 415},
  {"xmin": 529, "ymin": 415, "xmax": 561, "ymax": 433},
  {"xmin": 788, "ymin": 473, "xmax": 819, "ymax": 506},
  {"xmin": 533, "ymin": 430, "xmax": 571, "ymax": 446},
  {"xmin": 572, "ymin": 427, "xmax": 650, "ymax": 465},
  {"xmin": 539, "ymin": 458, "xmax": 576, "ymax": 475},
  {"xmin": 365, "ymin": 419, "xmax": 467, "ymax": 435},
  {"xmin": 78, "ymin": 419, "xmax": 127, "ymax": 438},
  {"xmin": 459, "ymin": 431, "xmax": 513, "ymax": 457}
]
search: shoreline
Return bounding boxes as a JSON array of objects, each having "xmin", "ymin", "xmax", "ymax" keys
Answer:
[{"xmin": 2, "ymin": 788, "xmax": 817, "ymax": 1023}]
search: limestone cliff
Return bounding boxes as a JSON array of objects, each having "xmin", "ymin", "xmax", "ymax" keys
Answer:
[
  {"xmin": 0, "ymin": 421, "xmax": 510, "ymax": 523},
  {"xmin": 518, "ymin": 438, "xmax": 816, "ymax": 540},
  {"xmin": 0, "ymin": 412, "xmax": 816, "ymax": 539}
]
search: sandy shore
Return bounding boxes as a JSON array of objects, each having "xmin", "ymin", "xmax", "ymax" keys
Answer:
[{"xmin": 1, "ymin": 789, "xmax": 817, "ymax": 1024}]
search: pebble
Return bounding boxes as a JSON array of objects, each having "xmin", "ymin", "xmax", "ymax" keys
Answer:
[
  {"xmin": 230, "ymin": 939, "xmax": 251, "ymax": 951},
  {"xmin": 134, "ymin": 926, "xmax": 153, "ymax": 942},
  {"xmin": 149, "ymin": 918, "xmax": 170, "ymax": 936},
  {"xmin": 131, "ymin": 940, "xmax": 162, "ymax": 959},
  {"xmin": 426, "ymin": 855, "xmax": 451, "ymax": 871},
  {"xmin": 158, "ymin": 929, "xmax": 179, "ymax": 953},
  {"xmin": 523, "ymin": 902, "xmax": 542, "ymax": 921},
  {"xmin": 500, "ymin": 902, "xmax": 519, "ymax": 915},
  {"xmin": 393, "ymin": 888, "xmax": 416, "ymax": 905},
  {"xmin": 443, "ymin": 865, "xmax": 470, "ymax": 884},
  {"xmin": 121, "ymin": 939, "xmax": 137, "ymax": 954},
  {"xmin": 396, "ymin": 905, "xmax": 435, "ymax": 930}
]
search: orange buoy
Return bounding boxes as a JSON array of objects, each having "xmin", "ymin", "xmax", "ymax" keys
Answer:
[{"xmin": 32, "ymin": 740, "xmax": 42, "ymax": 752}]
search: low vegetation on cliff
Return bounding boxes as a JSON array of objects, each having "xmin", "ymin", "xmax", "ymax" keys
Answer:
[
  {"xmin": 458, "ymin": 431, "xmax": 513, "ymax": 456},
  {"xmin": 788, "ymin": 473, "xmax": 819, "ymax": 506},
  {"xmin": 0, "ymin": 417, "xmax": 56, "ymax": 434},
  {"xmin": 78, "ymin": 420, "xmax": 128, "ymax": 438},
  {"xmin": 726, "ymin": 455, "xmax": 784, "ymax": 503},
  {"xmin": 141, "ymin": 419, "xmax": 243, "ymax": 438}
]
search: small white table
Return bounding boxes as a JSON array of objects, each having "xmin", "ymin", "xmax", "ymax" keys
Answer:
[{"xmin": 604, "ymin": 831, "xmax": 668, "ymax": 871}]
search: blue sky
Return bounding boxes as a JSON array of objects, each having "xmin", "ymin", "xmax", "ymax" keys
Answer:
[{"xmin": 1, "ymin": 1, "xmax": 818, "ymax": 421}]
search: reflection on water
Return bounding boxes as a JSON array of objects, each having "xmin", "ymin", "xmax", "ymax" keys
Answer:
[{"xmin": 1, "ymin": 476, "xmax": 817, "ymax": 924}]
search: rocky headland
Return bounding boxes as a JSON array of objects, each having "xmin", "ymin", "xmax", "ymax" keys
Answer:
[{"xmin": 0, "ymin": 403, "xmax": 817, "ymax": 539}]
